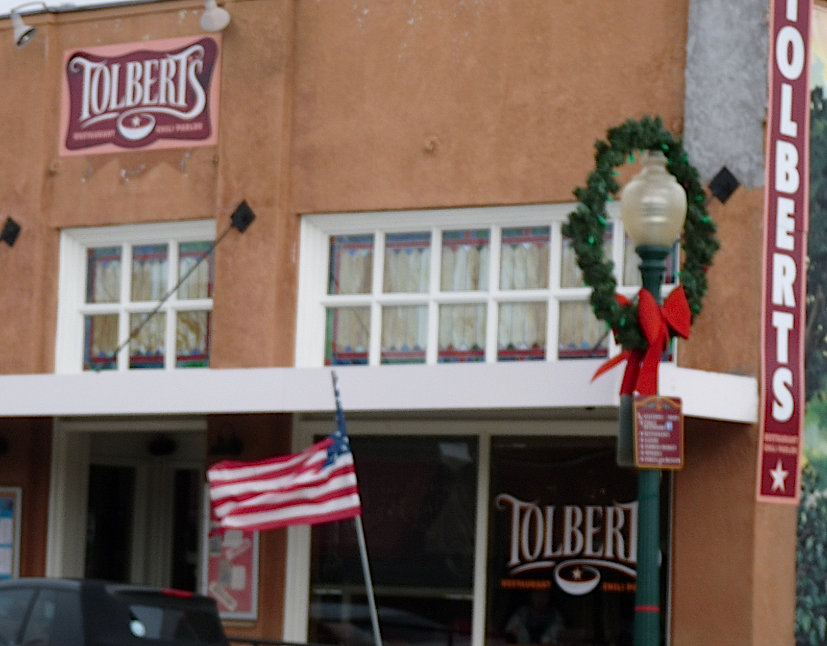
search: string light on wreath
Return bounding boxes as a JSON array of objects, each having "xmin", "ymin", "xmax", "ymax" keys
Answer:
[{"xmin": 561, "ymin": 116, "xmax": 720, "ymax": 352}]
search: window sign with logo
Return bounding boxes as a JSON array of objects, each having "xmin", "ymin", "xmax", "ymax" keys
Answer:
[
  {"xmin": 487, "ymin": 439, "xmax": 669, "ymax": 646},
  {"xmin": 0, "ymin": 488, "xmax": 21, "ymax": 580},
  {"xmin": 59, "ymin": 35, "xmax": 222, "ymax": 156}
]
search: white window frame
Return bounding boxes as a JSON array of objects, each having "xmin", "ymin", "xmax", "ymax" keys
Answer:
[
  {"xmin": 296, "ymin": 203, "xmax": 674, "ymax": 368},
  {"xmin": 55, "ymin": 220, "xmax": 216, "ymax": 374}
]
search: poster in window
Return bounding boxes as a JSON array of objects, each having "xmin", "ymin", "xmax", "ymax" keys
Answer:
[
  {"xmin": 0, "ymin": 488, "xmax": 21, "ymax": 580},
  {"xmin": 202, "ymin": 503, "xmax": 258, "ymax": 620},
  {"xmin": 487, "ymin": 439, "xmax": 668, "ymax": 646}
]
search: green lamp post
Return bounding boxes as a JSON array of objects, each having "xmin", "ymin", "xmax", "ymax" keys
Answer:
[{"xmin": 619, "ymin": 149, "xmax": 687, "ymax": 646}]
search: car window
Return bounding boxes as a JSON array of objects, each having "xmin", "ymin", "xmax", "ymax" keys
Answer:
[
  {"xmin": 22, "ymin": 590, "xmax": 57, "ymax": 645},
  {"xmin": 0, "ymin": 588, "xmax": 34, "ymax": 645},
  {"xmin": 128, "ymin": 604, "xmax": 225, "ymax": 642}
]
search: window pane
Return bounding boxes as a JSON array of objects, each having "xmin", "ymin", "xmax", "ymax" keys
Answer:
[
  {"xmin": 309, "ymin": 436, "xmax": 477, "ymax": 646},
  {"xmin": 500, "ymin": 227, "xmax": 550, "ymax": 290},
  {"xmin": 326, "ymin": 307, "xmax": 370, "ymax": 365},
  {"xmin": 177, "ymin": 311, "xmax": 211, "ymax": 368},
  {"xmin": 558, "ymin": 302, "xmax": 608, "ymax": 359},
  {"xmin": 381, "ymin": 306, "xmax": 427, "ymax": 364},
  {"xmin": 441, "ymin": 230, "xmax": 490, "ymax": 292},
  {"xmin": 84, "ymin": 314, "xmax": 118, "ymax": 371},
  {"xmin": 438, "ymin": 304, "xmax": 485, "ymax": 362},
  {"xmin": 329, "ymin": 235, "xmax": 374, "ymax": 295},
  {"xmin": 129, "ymin": 312, "xmax": 166, "ymax": 369},
  {"xmin": 383, "ymin": 232, "xmax": 431, "ymax": 294},
  {"xmin": 498, "ymin": 303, "xmax": 547, "ymax": 361},
  {"xmin": 623, "ymin": 238, "xmax": 680, "ymax": 287},
  {"xmin": 131, "ymin": 244, "xmax": 169, "ymax": 302},
  {"xmin": 86, "ymin": 247, "xmax": 121, "ymax": 304},
  {"xmin": 560, "ymin": 224, "xmax": 613, "ymax": 289},
  {"xmin": 488, "ymin": 438, "xmax": 643, "ymax": 646},
  {"xmin": 178, "ymin": 242, "xmax": 214, "ymax": 299}
]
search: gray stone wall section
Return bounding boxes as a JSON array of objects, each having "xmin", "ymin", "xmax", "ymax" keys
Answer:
[{"xmin": 684, "ymin": 0, "xmax": 769, "ymax": 188}]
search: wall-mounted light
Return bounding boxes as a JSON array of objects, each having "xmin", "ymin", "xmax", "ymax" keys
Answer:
[
  {"xmin": 209, "ymin": 426, "xmax": 243, "ymax": 457},
  {"xmin": 200, "ymin": 0, "xmax": 230, "ymax": 32},
  {"xmin": 9, "ymin": 1, "xmax": 49, "ymax": 48},
  {"xmin": 147, "ymin": 434, "xmax": 178, "ymax": 457},
  {"xmin": 1, "ymin": 218, "xmax": 20, "ymax": 246}
]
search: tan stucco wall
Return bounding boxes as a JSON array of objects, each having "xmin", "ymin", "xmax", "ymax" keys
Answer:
[
  {"xmin": 0, "ymin": 0, "xmax": 792, "ymax": 643},
  {"xmin": 290, "ymin": 0, "xmax": 688, "ymax": 213}
]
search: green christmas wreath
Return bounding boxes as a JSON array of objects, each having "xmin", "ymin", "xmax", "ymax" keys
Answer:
[{"xmin": 561, "ymin": 116, "xmax": 720, "ymax": 351}]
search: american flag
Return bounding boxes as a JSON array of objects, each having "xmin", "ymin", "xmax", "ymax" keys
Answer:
[{"xmin": 207, "ymin": 426, "xmax": 362, "ymax": 532}]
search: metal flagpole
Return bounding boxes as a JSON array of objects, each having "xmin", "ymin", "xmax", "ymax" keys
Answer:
[
  {"xmin": 354, "ymin": 514, "xmax": 382, "ymax": 646},
  {"xmin": 331, "ymin": 371, "xmax": 383, "ymax": 646}
]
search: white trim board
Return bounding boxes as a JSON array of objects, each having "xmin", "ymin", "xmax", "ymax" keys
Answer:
[{"xmin": 0, "ymin": 361, "xmax": 757, "ymax": 423}]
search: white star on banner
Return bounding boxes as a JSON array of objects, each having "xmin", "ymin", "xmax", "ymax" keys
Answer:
[{"xmin": 770, "ymin": 459, "xmax": 789, "ymax": 493}]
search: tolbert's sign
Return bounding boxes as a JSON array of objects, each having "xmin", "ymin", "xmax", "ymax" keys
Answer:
[
  {"xmin": 758, "ymin": 0, "xmax": 812, "ymax": 503},
  {"xmin": 59, "ymin": 35, "xmax": 221, "ymax": 155}
]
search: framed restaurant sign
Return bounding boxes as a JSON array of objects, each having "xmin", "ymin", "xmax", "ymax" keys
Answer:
[
  {"xmin": 59, "ymin": 35, "xmax": 222, "ymax": 156},
  {"xmin": 202, "ymin": 507, "xmax": 259, "ymax": 620}
]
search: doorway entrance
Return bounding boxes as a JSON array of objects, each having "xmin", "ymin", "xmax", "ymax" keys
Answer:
[{"xmin": 47, "ymin": 420, "xmax": 208, "ymax": 591}]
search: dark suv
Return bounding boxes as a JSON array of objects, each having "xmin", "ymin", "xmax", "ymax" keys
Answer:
[{"xmin": 0, "ymin": 578, "xmax": 229, "ymax": 646}]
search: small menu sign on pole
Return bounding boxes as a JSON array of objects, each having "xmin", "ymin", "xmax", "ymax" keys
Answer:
[{"xmin": 633, "ymin": 395, "xmax": 684, "ymax": 470}]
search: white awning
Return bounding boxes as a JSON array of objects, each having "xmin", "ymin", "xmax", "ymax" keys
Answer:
[{"xmin": 0, "ymin": 360, "xmax": 757, "ymax": 423}]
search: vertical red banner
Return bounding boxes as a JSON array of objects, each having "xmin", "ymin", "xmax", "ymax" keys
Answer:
[{"xmin": 758, "ymin": 0, "xmax": 813, "ymax": 502}]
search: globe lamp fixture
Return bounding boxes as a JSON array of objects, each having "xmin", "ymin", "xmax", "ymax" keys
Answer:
[{"xmin": 620, "ymin": 150, "xmax": 687, "ymax": 249}]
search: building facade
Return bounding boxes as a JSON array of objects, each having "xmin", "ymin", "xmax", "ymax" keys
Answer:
[{"xmin": 0, "ymin": 0, "xmax": 797, "ymax": 645}]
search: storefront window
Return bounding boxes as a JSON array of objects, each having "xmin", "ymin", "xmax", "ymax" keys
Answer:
[
  {"xmin": 299, "ymin": 205, "xmax": 682, "ymax": 367},
  {"xmin": 309, "ymin": 436, "xmax": 478, "ymax": 646},
  {"xmin": 57, "ymin": 220, "xmax": 216, "ymax": 373},
  {"xmin": 487, "ymin": 438, "xmax": 669, "ymax": 646}
]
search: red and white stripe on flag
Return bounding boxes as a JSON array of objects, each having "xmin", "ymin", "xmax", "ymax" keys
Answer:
[{"xmin": 207, "ymin": 434, "xmax": 362, "ymax": 532}]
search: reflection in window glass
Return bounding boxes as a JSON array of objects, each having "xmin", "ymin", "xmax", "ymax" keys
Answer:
[
  {"xmin": 498, "ymin": 302, "xmax": 547, "ymax": 361},
  {"xmin": 441, "ymin": 231, "xmax": 490, "ymax": 292},
  {"xmin": 131, "ymin": 244, "xmax": 168, "ymax": 302},
  {"xmin": 87, "ymin": 247, "xmax": 122, "ymax": 304},
  {"xmin": 560, "ymin": 225, "xmax": 613, "ymax": 289},
  {"xmin": 309, "ymin": 436, "xmax": 477, "ymax": 646},
  {"xmin": 438, "ymin": 304, "xmax": 485, "ymax": 362},
  {"xmin": 178, "ymin": 242, "xmax": 214, "ymax": 299},
  {"xmin": 381, "ymin": 306, "xmax": 427, "ymax": 364},
  {"xmin": 84, "ymin": 314, "xmax": 119, "ymax": 371},
  {"xmin": 558, "ymin": 302, "xmax": 608, "ymax": 359},
  {"xmin": 384, "ymin": 233, "xmax": 430, "ymax": 294},
  {"xmin": 326, "ymin": 307, "xmax": 370, "ymax": 365},
  {"xmin": 329, "ymin": 235, "xmax": 374, "ymax": 295},
  {"xmin": 500, "ymin": 227, "xmax": 550, "ymax": 290},
  {"xmin": 487, "ymin": 439, "xmax": 650, "ymax": 646},
  {"xmin": 129, "ymin": 312, "xmax": 166, "ymax": 369},
  {"xmin": 177, "ymin": 311, "xmax": 211, "ymax": 368}
]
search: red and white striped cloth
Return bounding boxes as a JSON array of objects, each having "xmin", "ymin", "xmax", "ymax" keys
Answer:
[{"xmin": 207, "ymin": 431, "xmax": 362, "ymax": 532}]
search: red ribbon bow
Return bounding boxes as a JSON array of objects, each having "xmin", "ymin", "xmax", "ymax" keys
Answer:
[{"xmin": 593, "ymin": 285, "xmax": 691, "ymax": 395}]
